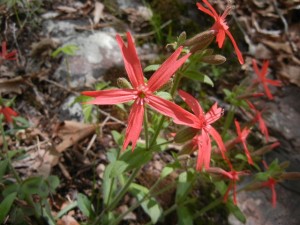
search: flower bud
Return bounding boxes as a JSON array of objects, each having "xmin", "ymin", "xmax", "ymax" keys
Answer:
[
  {"xmin": 184, "ymin": 30, "xmax": 216, "ymax": 47},
  {"xmin": 174, "ymin": 127, "xmax": 198, "ymax": 143},
  {"xmin": 201, "ymin": 54, "xmax": 226, "ymax": 65},
  {"xmin": 178, "ymin": 141, "xmax": 196, "ymax": 155},
  {"xmin": 281, "ymin": 172, "xmax": 300, "ymax": 180},
  {"xmin": 189, "ymin": 37, "xmax": 214, "ymax": 54},
  {"xmin": 117, "ymin": 77, "xmax": 132, "ymax": 89},
  {"xmin": 177, "ymin": 32, "xmax": 187, "ymax": 46}
]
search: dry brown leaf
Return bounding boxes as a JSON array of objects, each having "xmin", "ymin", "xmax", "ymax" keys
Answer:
[
  {"xmin": 56, "ymin": 6, "xmax": 77, "ymax": 14},
  {"xmin": 31, "ymin": 38, "xmax": 59, "ymax": 58},
  {"xmin": 55, "ymin": 121, "xmax": 96, "ymax": 153},
  {"xmin": 278, "ymin": 64, "xmax": 300, "ymax": 86},
  {"xmin": 261, "ymin": 40, "xmax": 293, "ymax": 54},
  {"xmin": 57, "ymin": 215, "xmax": 80, "ymax": 225},
  {"xmin": 93, "ymin": 2, "xmax": 104, "ymax": 24},
  {"xmin": 0, "ymin": 76, "xmax": 25, "ymax": 94}
]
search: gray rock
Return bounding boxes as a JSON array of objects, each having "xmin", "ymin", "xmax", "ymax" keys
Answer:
[{"xmin": 52, "ymin": 31, "xmax": 123, "ymax": 89}]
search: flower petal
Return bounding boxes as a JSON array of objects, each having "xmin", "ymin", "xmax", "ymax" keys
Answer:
[
  {"xmin": 225, "ymin": 29, "xmax": 244, "ymax": 64},
  {"xmin": 262, "ymin": 82, "xmax": 274, "ymax": 100},
  {"xmin": 258, "ymin": 115, "xmax": 269, "ymax": 142},
  {"xmin": 196, "ymin": 131, "xmax": 211, "ymax": 170},
  {"xmin": 82, "ymin": 89, "xmax": 136, "ymax": 105},
  {"xmin": 242, "ymin": 141, "xmax": 253, "ymax": 165},
  {"xmin": 270, "ymin": 182, "xmax": 277, "ymax": 208},
  {"xmin": 209, "ymin": 126, "xmax": 226, "ymax": 159},
  {"xmin": 0, "ymin": 107, "xmax": 18, "ymax": 123},
  {"xmin": 205, "ymin": 103, "xmax": 223, "ymax": 125},
  {"xmin": 216, "ymin": 29, "xmax": 226, "ymax": 48},
  {"xmin": 147, "ymin": 95, "xmax": 199, "ymax": 128},
  {"xmin": 265, "ymin": 79, "xmax": 282, "ymax": 87},
  {"xmin": 261, "ymin": 60, "xmax": 269, "ymax": 79},
  {"xmin": 148, "ymin": 47, "xmax": 190, "ymax": 92},
  {"xmin": 252, "ymin": 59, "xmax": 261, "ymax": 77},
  {"xmin": 178, "ymin": 90, "xmax": 204, "ymax": 117},
  {"xmin": 234, "ymin": 120, "xmax": 242, "ymax": 137},
  {"xmin": 116, "ymin": 32, "xmax": 144, "ymax": 89},
  {"xmin": 122, "ymin": 101, "xmax": 144, "ymax": 151},
  {"xmin": 196, "ymin": 2, "xmax": 216, "ymax": 19}
]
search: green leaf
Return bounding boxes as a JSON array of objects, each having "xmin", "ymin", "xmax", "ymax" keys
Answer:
[
  {"xmin": 95, "ymin": 81, "xmax": 111, "ymax": 90},
  {"xmin": 56, "ymin": 201, "xmax": 78, "ymax": 219},
  {"xmin": 177, "ymin": 206, "xmax": 193, "ymax": 225},
  {"xmin": 255, "ymin": 172, "xmax": 269, "ymax": 181},
  {"xmin": 77, "ymin": 193, "xmax": 93, "ymax": 218},
  {"xmin": 108, "ymin": 160, "xmax": 129, "ymax": 178},
  {"xmin": 0, "ymin": 159, "xmax": 9, "ymax": 181},
  {"xmin": 51, "ymin": 44, "xmax": 79, "ymax": 57},
  {"xmin": 214, "ymin": 181, "xmax": 227, "ymax": 195},
  {"xmin": 183, "ymin": 71, "xmax": 214, "ymax": 87},
  {"xmin": 107, "ymin": 148, "xmax": 119, "ymax": 163},
  {"xmin": 176, "ymin": 170, "xmax": 195, "ymax": 202},
  {"xmin": 156, "ymin": 91, "xmax": 172, "ymax": 100},
  {"xmin": 46, "ymin": 176, "xmax": 60, "ymax": 193},
  {"xmin": 0, "ymin": 192, "xmax": 17, "ymax": 224},
  {"xmin": 111, "ymin": 130, "xmax": 123, "ymax": 146},
  {"xmin": 21, "ymin": 177, "xmax": 48, "ymax": 198},
  {"xmin": 120, "ymin": 147, "xmax": 152, "ymax": 171},
  {"xmin": 227, "ymin": 201, "xmax": 246, "ymax": 223},
  {"xmin": 160, "ymin": 166, "xmax": 174, "ymax": 179},
  {"xmin": 144, "ymin": 64, "xmax": 160, "ymax": 72},
  {"xmin": 130, "ymin": 183, "xmax": 162, "ymax": 224}
]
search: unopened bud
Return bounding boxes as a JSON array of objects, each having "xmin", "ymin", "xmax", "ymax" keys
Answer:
[
  {"xmin": 117, "ymin": 77, "xmax": 132, "ymax": 89},
  {"xmin": 177, "ymin": 32, "xmax": 187, "ymax": 46},
  {"xmin": 252, "ymin": 141, "xmax": 280, "ymax": 156},
  {"xmin": 189, "ymin": 36, "xmax": 214, "ymax": 54},
  {"xmin": 179, "ymin": 140, "xmax": 196, "ymax": 155},
  {"xmin": 184, "ymin": 30, "xmax": 216, "ymax": 47},
  {"xmin": 279, "ymin": 160, "xmax": 290, "ymax": 169},
  {"xmin": 237, "ymin": 92, "xmax": 265, "ymax": 100},
  {"xmin": 201, "ymin": 55, "xmax": 226, "ymax": 65},
  {"xmin": 281, "ymin": 172, "xmax": 300, "ymax": 180},
  {"xmin": 174, "ymin": 127, "xmax": 198, "ymax": 143}
]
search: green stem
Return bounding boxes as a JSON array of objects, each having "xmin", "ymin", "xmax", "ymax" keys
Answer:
[
  {"xmin": 106, "ymin": 149, "xmax": 122, "ymax": 208},
  {"xmin": 0, "ymin": 115, "xmax": 22, "ymax": 184},
  {"xmin": 144, "ymin": 106, "xmax": 149, "ymax": 150},
  {"xmin": 108, "ymin": 167, "xmax": 140, "ymax": 211},
  {"xmin": 13, "ymin": 4, "xmax": 23, "ymax": 29},
  {"xmin": 149, "ymin": 115, "xmax": 165, "ymax": 148},
  {"xmin": 222, "ymin": 105, "xmax": 236, "ymax": 138}
]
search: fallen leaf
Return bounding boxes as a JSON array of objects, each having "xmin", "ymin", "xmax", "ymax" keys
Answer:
[
  {"xmin": 56, "ymin": 6, "xmax": 77, "ymax": 14},
  {"xmin": 0, "ymin": 76, "xmax": 25, "ymax": 94},
  {"xmin": 57, "ymin": 215, "xmax": 80, "ymax": 225},
  {"xmin": 55, "ymin": 121, "xmax": 96, "ymax": 153},
  {"xmin": 93, "ymin": 2, "xmax": 104, "ymax": 24}
]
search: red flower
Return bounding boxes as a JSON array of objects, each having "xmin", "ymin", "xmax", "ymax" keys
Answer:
[
  {"xmin": 234, "ymin": 120, "xmax": 253, "ymax": 165},
  {"xmin": 0, "ymin": 42, "xmax": 17, "ymax": 61},
  {"xmin": 252, "ymin": 59, "xmax": 282, "ymax": 100},
  {"xmin": 207, "ymin": 166, "xmax": 249, "ymax": 204},
  {"xmin": 196, "ymin": 0, "xmax": 244, "ymax": 64},
  {"xmin": 0, "ymin": 106, "xmax": 18, "ymax": 123},
  {"xmin": 261, "ymin": 161, "xmax": 277, "ymax": 207},
  {"xmin": 247, "ymin": 100, "xmax": 269, "ymax": 142},
  {"xmin": 82, "ymin": 32, "xmax": 196, "ymax": 151},
  {"xmin": 178, "ymin": 90, "xmax": 226, "ymax": 170}
]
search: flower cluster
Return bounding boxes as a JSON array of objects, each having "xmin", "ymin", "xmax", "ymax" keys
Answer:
[{"xmin": 82, "ymin": 1, "xmax": 282, "ymax": 207}]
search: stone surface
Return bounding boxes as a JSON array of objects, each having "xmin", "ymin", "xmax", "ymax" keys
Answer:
[{"xmin": 230, "ymin": 85, "xmax": 300, "ymax": 225}]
